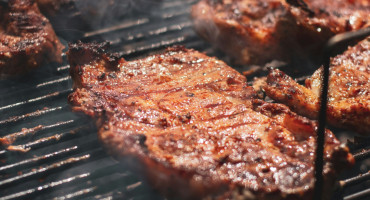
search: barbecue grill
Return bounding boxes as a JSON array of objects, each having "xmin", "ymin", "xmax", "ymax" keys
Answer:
[{"xmin": 0, "ymin": 0, "xmax": 369, "ymax": 199}]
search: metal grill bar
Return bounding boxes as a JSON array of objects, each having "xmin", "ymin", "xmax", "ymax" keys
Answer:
[
  {"xmin": 57, "ymin": 65, "xmax": 70, "ymax": 72},
  {"xmin": 113, "ymin": 21, "xmax": 193, "ymax": 46},
  {"xmin": 51, "ymin": 169, "xmax": 144, "ymax": 200},
  {"xmin": 1, "ymin": 163, "xmax": 134, "ymax": 200},
  {"xmin": 0, "ymin": 120, "xmax": 74, "ymax": 145},
  {"xmin": 344, "ymin": 188, "xmax": 370, "ymax": 200},
  {"xmin": 120, "ymin": 35, "xmax": 188, "ymax": 56},
  {"xmin": 55, "ymin": 187, "xmax": 97, "ymax": 200},
  {"xmin": 1, "ymin": 173, "xmax": 90, "ymax": 200},
  {"xmin": 353, "ymin": 148, "xmax": 370, "ymax": 161},
  {"xmin": 0, "ymin": 125, "xmax": 92, "ymax": 157},
  {"xmin": 340, "ymin": 171, "xmax": 370, "ymax": 188},
  {"xmin": 0, "ymin": 106, "xmax": 65, "ymax": 126},
  {"xmin": 61, "ymin": 178, "xmax": 133, "ymax": 200},
  {"xmin": 83, "ymin": 18, "xmax": 150, "ymax": 38},
  {"xmin": 0, "ymin": 146, "xmax": 78, "ymax": 173},
  {"xmin": 0, "ymin": 90, "xmax": 71, "ymax": 112},
  {"xmin": 36, "ymin": 77, "xmax": 71, "ymax": 88},
  {"xmin": 0, "ymin": 154, "xmax": 91, "ymax": 189}
]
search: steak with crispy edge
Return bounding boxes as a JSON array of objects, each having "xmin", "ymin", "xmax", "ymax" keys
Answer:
[
  {"xmin": 0, "ymin": 0, "xmax": 64, "ymax": 77},
  {"xmin": 68, "ymin": 42, "xmax": 354, "ymax": 200},
  {"xmin": 191, "ymin": 0, "xmax": 370, "ymax": 66},
  {"xmin": 265, "ymin": 37, "xmax": 370, "ymax": 135}
]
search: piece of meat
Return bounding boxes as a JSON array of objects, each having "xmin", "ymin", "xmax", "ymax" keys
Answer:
[
  {"xmin": 191, "ymin": 0, "xmax": 370, "ymax": 66},
  {"xmin": 68, "ymin": 42, "xmax": 354, "ymax": 200},
  {"xmin": 0, "ymin": 0, "xmax": 64, "ymax": 77},
  {"xmin": 264, "ymin": 37, "xmax": 370, "ymax": 135}
]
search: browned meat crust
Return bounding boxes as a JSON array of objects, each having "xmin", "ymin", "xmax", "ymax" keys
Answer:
[
  {"xmin": 68, "ymin": 42, "xmax": 354, "ymax": 200},
  {"xmin": 0, "ymin": 0, "xmax": 64, "ymax": 77},
  {"xmin": 265, "ymin": 37, "xmax": 370, "ymax": 135},
  {"xmin": 191, "ymin": 0, "xmax": 370, "ymax": 66}
]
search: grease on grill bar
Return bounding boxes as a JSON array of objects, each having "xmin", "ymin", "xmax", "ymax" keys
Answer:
[{"xmin": 0, "ymin": 0, "xmax": 368, "ymax": 200}]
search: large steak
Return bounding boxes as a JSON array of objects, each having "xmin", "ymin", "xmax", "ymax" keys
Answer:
[{"xmin": 68, "ymin": 42, "xmax": 354, "ymax": 199}]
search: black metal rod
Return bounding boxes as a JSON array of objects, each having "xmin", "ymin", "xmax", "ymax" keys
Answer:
[
  {"xmin": 340, "ymin": 171, "xmax": 370, "ymax": 188},
  {"xmin": 0, "ymin": 89, "xmax": 72, "ymax": 112},
  {"xmin": 353, "ymin": 148, "xmax": 370, "ymax": 161},
  {"xmin": 313, "ymin": 42, "xmax": 329, "ymax": 200},
  {"xmin": 344, "ymin": 188, "xmax": 370, "ymax": 200},
  {"xmin": 313, "ymin": 27, "xmax": 370, "ymax": 200},
  {"xmin": 0, "ymin": 106, "xmax": 66, "ymax": 125}
]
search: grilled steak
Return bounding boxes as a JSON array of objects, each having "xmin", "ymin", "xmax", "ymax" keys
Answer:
[
  {"xmin": 191, "ymin": 0, "xmax": 370, "ymax": 66},
  {"xmin": 0, "ymin": 0, "xmax": 64, "ymax": 77},
  {"xmin": 68, "ymin": 42, "xmax": 354, "ymax": 200},
  {"xmin": 264, "ymin": 37, "xmax": 370, "ymax": 135}
]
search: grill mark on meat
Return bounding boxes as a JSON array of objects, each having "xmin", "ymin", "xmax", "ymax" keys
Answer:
[
  {"xmin": 134, "ymin": 64, "xmax": 224, "ymax": 85},
  {"xmin": 87, "ymin": 77, "xmax": 244, "ymax": 102},
  {"xmin": 207, "ymin": 120, "xmax": 268, "ymax": 133},
  {"xmin": 68, "ymin": 42, "xmax": 354, "ymax": 200}
]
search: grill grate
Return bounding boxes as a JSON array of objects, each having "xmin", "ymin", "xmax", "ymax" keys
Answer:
[{"xmin": 0, "ymin": 0, "xmax": 369, "ymax": 199}]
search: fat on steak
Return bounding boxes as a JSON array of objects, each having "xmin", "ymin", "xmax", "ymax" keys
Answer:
[
  {"xmin": 0, "ymin": 0, "xmax": 64, "ymax": 77},
  {"xmin": 191, "ymin": 0, "xmax": 370, "ymax": 66},
  {"xmin": 68, "ymin": 42, "xmax": 354, "ymax": 200},
  {"xmin": 265, "ymin": 37, "xmax": 370, "ymax": 135}
]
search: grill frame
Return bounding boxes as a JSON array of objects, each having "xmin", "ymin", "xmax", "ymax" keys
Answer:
[{"xmin": 0, "ymin": 0, "xmax": 369, "ymax": 199}]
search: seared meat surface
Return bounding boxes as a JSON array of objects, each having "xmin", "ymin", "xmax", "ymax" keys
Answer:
[
  {"xmin": 265, "ymin": 37, "xmax": 370, "ymax": 135},
  {"xmin": 68, "ymin": 42, "xmax": 354, "ymax": 200},
  {"xmin": 191, "ymin": 0, "xmax": 370, "ymax": 66},
  {"xmin": 0, "ymin": 0, "xmax": 64, "ymax": 77}
]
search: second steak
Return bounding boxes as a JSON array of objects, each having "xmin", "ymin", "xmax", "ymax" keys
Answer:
[{"xmin": 192, "ymin": 0, "xmax": 370, "ymax": 66}]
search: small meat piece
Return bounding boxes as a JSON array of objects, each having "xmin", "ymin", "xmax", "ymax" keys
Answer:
[
  {"xmin": 0, "ymin": 0, "xmax": 64, "ymax": 77},
  {"xmin": 68, "ymin": 42, "xmax": 354, "ymax": 200},
  {"xmin": 191, "ymin": 0, "xmax": 370, "ymax": 66},
  {"xmin": 265, "ymin": 37, "xmax": 370, "ymax": 134}
]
